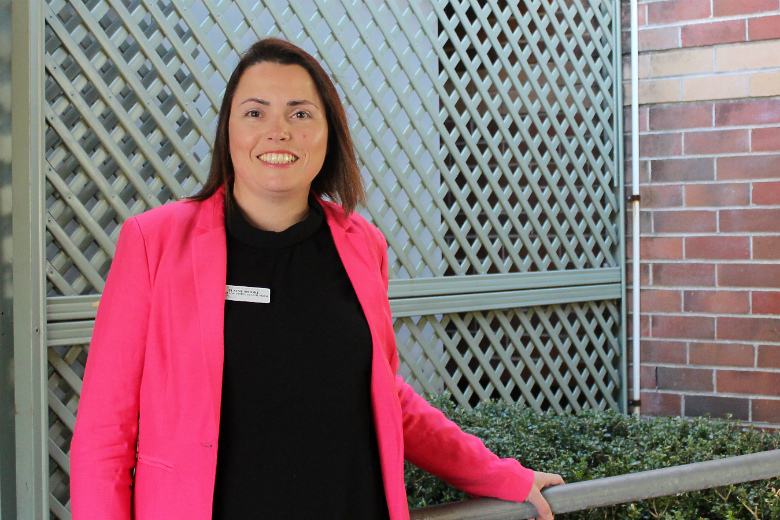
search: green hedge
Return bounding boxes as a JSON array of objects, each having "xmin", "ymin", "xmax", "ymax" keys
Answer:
[{"xmin": 405, "ymin": 396, "xmax": 780, "ymax": 519}]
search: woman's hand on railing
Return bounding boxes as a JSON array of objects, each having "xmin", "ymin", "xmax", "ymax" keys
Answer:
[{"xmin": 526, "ymin": 471, "xmax": 565, "ymax": 520}]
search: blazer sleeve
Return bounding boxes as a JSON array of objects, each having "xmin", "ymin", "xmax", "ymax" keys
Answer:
[
  {"xmin": 70, "ymin": 217, "xmax": 152, "ymax": 519},
  {"xmin": 369, "ymin": 226, "xmax": 535, "ymax": 502}
]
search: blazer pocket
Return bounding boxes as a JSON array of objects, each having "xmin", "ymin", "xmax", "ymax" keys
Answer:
[{"xmin": 136, "ymin": 454, "xmax": 174, "ymax": 473}]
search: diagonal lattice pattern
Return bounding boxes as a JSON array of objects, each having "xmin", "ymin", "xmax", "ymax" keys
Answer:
[
  {"xmin": 44, "ymin": 0, "xmax": 619, "ymax": 294},
  {"xmin": 47, "ymin": 345, "xmax": 87, "ymax": 519},
  {"xmin": 43, "ymin": 1, "xmax": 622, "ymax": 517},
  {"xmin": 398, "ymin": 300, "xmax": 620, "ymax": 411}
]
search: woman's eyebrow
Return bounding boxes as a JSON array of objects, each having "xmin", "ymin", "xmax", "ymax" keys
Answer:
[
  {"xmin": 238, "ymin": 98, "xmax": 318, "ymax": 108},
  {"xmin": 288, "ymin": 99, "xmax": 318, "ymax": 107},
  {"xmin": 239, "ymin": 97, "xmax": 269, "ymax": 106}
]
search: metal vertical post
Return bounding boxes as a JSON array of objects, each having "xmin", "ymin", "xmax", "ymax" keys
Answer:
[
  {"xmin": 613, "ymin": 0, "xmax": 628, "ymax": 413},
  {"xmin": 11, "ymin": 0, "xmax": 47, "ymax": 518},
  {"xmin": 629, "ymin": 0, "xmax": 642, "ymax": 415},
  {"xmin": 0, "ymin": 0, "xmax": 17, "ymax": 516}
]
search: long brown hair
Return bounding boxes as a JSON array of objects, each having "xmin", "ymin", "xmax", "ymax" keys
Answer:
[{"xmin": 190, "ymin": 38, "xmax": 365, "ymax": 214}]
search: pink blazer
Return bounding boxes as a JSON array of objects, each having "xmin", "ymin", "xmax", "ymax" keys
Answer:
[{"xmin": 70, "ymin": 188, "xmax": 534, "ymax": 519}]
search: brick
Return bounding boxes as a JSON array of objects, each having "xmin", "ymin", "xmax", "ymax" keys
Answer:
[
  {"xmin": 653, "ymin": 210, "xmax": 717, "ymax": 233},
  {"xmin": 753, "ymin": 291, "xmax": 780, "ymax": 315},
  {"xmin": 641, "ymin": 237, "xmax": 684, "ymax": 259},
  {"xmin": 641, "ymin": 289, "xmax": 683, "ymax": 313},
  {"xmin": 684, "ymin": 183, "xmax": 750, "ymax": 207},
  {"xmin": 640, "ymin": 132, "xmax": 683, "ymax": 157},
  {"xmin": 684, "ymin": 236, "xmax": 751, "ymax": 260},
  {"xmin": 641, "ymin": 313, "xmax": 651, "ymax": 338},
  {"xmin": 649, "ymin": 48, "xmax": 714, "ymax": 78},
  {"xmin": 652, "ymin": 315, "xmax": 716, "ymax": 340},
  {"xmin": 653, "ymin": 263, "xmax": 716, "ymax": 287},
  {"xmin": 713, "ymin": 0, "xmax": 779, "ymax": 17},
  {"xmin": 752, "ymin": 127, "xmax": 780, "ymax": 152},
  {"xmin": 750, "ymin": 71, "xmax": 780, "ymax": 97},
  {"xmin": 754, "ymin": 236, "xmax": 780, "ymax": 259},
  {"xmin": 684, "ymin": 289, "xmax": 751, "ymax": 313},
  {"xmin": 636, "ymin": 79, "xmax": 682, "ymax": 105},
  {"xmin": 686, "ymin": 394, "xmax": 750, "ymax": 420},
  {"xmin": 753, "ymin": 181, "xmax": 780, "ymax": 205},
  {"xmin": 681, "ymin": 74, "xmax": 748, "ymax": 103},
  {"xmin": 642, "ymin": 365, "xmax": 658, "ymax": 388},
  {"xmin": 639, "ymin": 106, "xmax": 649, "ymax": 131},
  {"xmin": 639, "ymin": 27, "xmax": 681, "ymax": 52},
  {"xmin": 641, "ymin": 339, "xmax": 687, "ymax": 364},
  {"xmin": 718, "ymin": 316, "xmax": 780, "ymax": 342},
  {"xmin": 648, "ymin": 0, "xmax": 711, "ymax": 25},
  {"xmin": 758, "ymin": 345, "xmax": 780, "ymax": 369},
  {"xmin": 748, "ymin": 15, "xmax": 780, "ymax": 41},
  {"xmin": 721, "ymin": 208, "xmax": 780, "ymax": 232},
  {"xmin": 641, "ymin": 184, "xmax": 683, "ymax": 208},
  {"xmin": 652, "ymin": 158, "xmax": 714, "ymax": 183},
  {"xmin": 684, "ymin": 129, "xmax": 750, "ymax": 155},
  {"xmin": 642, "ymin": 391, "xmax": 682, "ymax": 416},
  {"xmin": 640, "ymin": 55, "xmax": 651, "ymax": 79},
  {"xmin": 649, "ymin": 102, "xmax": 713, "ymax": 131},
  {"xmin": 752, "ymin": 399, "xmax": 780, "ymax": 423},
  {"xmin": 719, "ymin": 264, "xmax": 780, "ymax": 288},
  {"xmin": 716, "ymin": 40, "xmax": 780, "ymax": 72},
  {"xmin": 715, "ymin": 98, "xmax": 780, "ymax": 126},
  {"xmin": 657, "ymin": 366, "xmax": 714, "ymax": 391},
  {"xmin": 681, "ymin": 20, "xmax": 747, "ymax": 48},
  {"xmin": 718, "ymin": 369, "xmax": 780, "ymax": 395},
  {"xmin": 717, "ymin": 155, "xmax": 780, "ymax": 180},
  {"xmin": 689, "ymin": 342, "xmax": 755, "ymax": 367}
]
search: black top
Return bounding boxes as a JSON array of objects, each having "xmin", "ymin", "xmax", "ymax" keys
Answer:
[{"xmin": 211, "ymin": 199, "xmax": 389, "ymax": 520}]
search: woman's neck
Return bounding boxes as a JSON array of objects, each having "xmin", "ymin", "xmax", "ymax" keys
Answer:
[{"xmin": 233, "ymin": 191, "xmax": 310, "ymax": 232}]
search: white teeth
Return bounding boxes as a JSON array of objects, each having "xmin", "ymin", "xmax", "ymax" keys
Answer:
[{"xmin": 258, "ymin": 152, "xmax": 298, "ymax": 164}]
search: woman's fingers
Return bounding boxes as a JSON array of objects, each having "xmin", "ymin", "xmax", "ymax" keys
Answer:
[
  {"xmin": 527, "ymin": 471, "xmax": 565, "ymax": 520},
  {"xmin": 535, "ymin": 471, "xmax": 565, "ymax": 488},
  {"xmin": 525, "ymin": 486, "xmax": 554, "ymax": 520}
]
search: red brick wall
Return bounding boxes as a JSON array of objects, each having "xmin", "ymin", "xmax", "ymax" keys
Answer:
[{"xmin": 623, "ymin": 0, "xmax": 780, "ymax": 426}]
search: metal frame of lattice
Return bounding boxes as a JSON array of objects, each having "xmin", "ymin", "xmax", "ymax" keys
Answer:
[{"xmin": 7, "ymin": 0, "xmax": 625, "ymax": 517}]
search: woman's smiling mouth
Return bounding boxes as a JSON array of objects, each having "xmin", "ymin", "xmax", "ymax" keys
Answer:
[{"xmin": 258, "ymin": 152, "xmax": 299, "ymax": 164}]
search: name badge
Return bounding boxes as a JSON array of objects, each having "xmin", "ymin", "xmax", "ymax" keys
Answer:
[{"xmin": 225, "ymin": 285, "xmax": 271, "ymax": 304}]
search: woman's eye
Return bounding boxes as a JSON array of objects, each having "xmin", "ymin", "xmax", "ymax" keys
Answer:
[
  {"xmin": 245, "ymin": 109, "xmax": 261, "ymax": 118},
  {"xmin": 292, "ymin": 110, "xmax": 311, "ymax": 119}
]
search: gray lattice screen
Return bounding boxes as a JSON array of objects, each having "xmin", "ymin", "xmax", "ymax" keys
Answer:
[{"xmin": 43, "ymin": 0, "xmax": 622, "ymax": 517}]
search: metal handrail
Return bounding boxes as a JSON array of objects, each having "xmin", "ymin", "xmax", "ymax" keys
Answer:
[{"xmin": 410, "ymin": 449, "xmax": 780, "ymax": 519}]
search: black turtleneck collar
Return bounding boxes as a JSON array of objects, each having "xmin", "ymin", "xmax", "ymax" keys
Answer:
[{"xmin": 225, "ymin": 196, "xmax": 324, "ymax": 249}]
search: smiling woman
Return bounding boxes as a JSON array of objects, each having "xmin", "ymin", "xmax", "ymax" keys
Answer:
[
  {"xmin": 68, "ymin": 38, "xmax": 563, "ymax": 520},
  {"xmin": 228, "ymin": 62, "xmax": 329, "ymax": 231}
]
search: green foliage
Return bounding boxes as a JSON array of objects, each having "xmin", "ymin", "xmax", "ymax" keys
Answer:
[{"xmin": 404, "ymin": 396, "xmax": 780, "ymax": 519}]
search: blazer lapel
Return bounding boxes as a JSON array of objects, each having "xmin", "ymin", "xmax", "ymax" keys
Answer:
[{"xmin": 191, "ymin": 189, "xmax": 227, "ymax": 433}]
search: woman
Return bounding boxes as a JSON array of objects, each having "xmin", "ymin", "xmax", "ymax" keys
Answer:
[{"xmin": 70, "ymin": 38, "xmax": 563, "ymax": 520}]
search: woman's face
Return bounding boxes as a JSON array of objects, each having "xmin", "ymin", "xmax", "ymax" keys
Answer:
[{"xmin": 228, "ymin": 62, "xmax": 328, "ymax": 208}]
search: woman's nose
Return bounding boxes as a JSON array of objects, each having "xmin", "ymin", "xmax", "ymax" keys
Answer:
[{"xmin": 266, "ymin": 117, "xmax": 290, "ymax": 141}]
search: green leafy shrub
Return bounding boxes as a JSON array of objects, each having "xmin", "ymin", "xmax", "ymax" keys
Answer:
[{"xmin": 405, "ymin": 396, "xmax": 780, "ymax": 519}]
